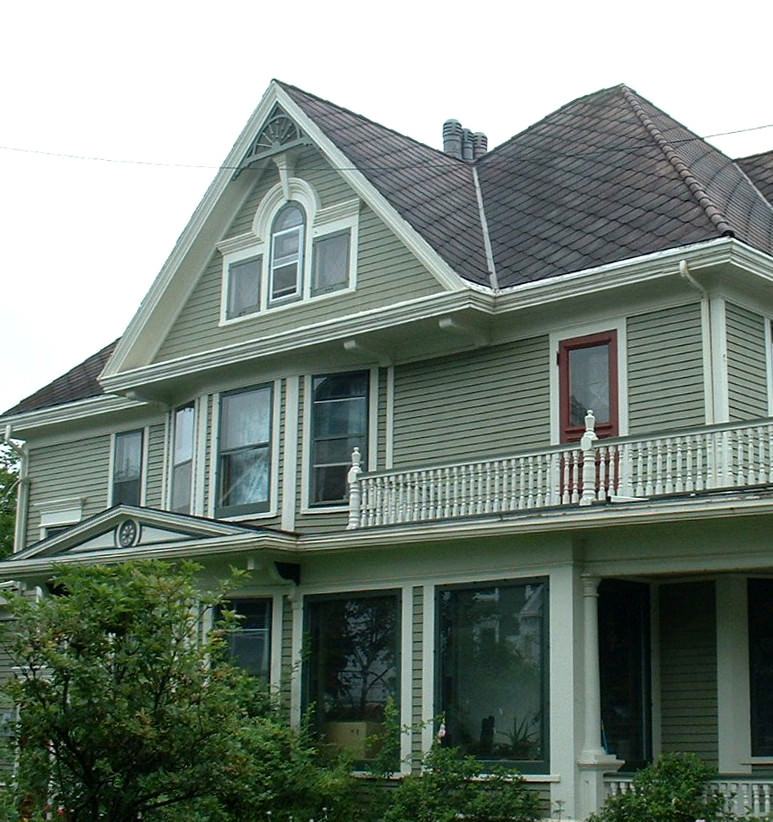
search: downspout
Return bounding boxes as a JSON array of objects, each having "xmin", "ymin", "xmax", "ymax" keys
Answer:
[
  {"xmin": 679, "ymin": 260, "xmax": 716, "ymax": 424},
  {"xmin": 3, "ymin": 425, "xmax": 29, "ymax": 553}
]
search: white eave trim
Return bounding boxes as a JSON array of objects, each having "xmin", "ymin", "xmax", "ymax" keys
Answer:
[
  {"xmin": 100, "ymin": 289, "xmax": 494, "ymax": 394},
  {"xmin": 0, "ymin": 395, "xmax": 147, "ymax": 434}
]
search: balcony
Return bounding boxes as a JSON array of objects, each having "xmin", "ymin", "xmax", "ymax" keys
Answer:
[{"xmin": 346, "ymin": 414, "xmax": 773, "ymax": 529}]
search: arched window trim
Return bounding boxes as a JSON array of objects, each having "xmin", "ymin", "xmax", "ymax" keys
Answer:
[{"xmin": 218, "ymin": 179, "xmax": 359, "ymax": 325}]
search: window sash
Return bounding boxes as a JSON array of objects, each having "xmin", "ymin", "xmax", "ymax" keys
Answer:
[
  {"xmin": 559, "ymin": 330, "xmax": 618, "ymax": 441},
  {"xmin": 217, "ymin": 386, "xmax": 273, "ymax": 516},
  {"xmin": 310, "ymin": 372, "xmax": 368, "ymax": 505},
  {"xmin": 312, "ymin": 230, "xmax": 350, "ymax": 295},
  {"xmin": 269, "ymin": 204, "xmax": 305, "ymax": 303},
  {"xmin": 227, "ymin": 256, "xmax": 262, "ymax": 318},
  {"xmin": 112, "ymin": 430, "xmax": 143, "ymax": 506},
  {"xmin": 220, "ymin": 598, "xmax": 272, "ymax": 680}
]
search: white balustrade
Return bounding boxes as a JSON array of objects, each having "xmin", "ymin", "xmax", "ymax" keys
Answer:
[
  {"xmin": 607, "ymin": 776, "xmax": 773, "ymax": 818},
  {"xmin": 347, "ymin": 417, "xmax": 773, "ymax": 529}
]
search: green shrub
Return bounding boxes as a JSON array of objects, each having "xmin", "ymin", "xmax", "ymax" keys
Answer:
[
  {"xmin": 589, "ymin": 752, "xmax": 731, "ymax": 822},
  {"xmin": 383, "ymin": 744, "xmax": 540, "ymax": 822}
]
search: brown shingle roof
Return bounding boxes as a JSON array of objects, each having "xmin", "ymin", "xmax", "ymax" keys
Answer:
[
  {"xmin": 4, "ymin": 340, "xmax": 118, "ymax": 416},
  {"xmin": 280, "ymin": 82, "xmax": 492, "ymax": 286},
  {"xmin": 476, "ymin": 85, "xmax": 773, "ymax": 287},
  {"xmin": 737, "ymin": 150, "xmax": 773, "ymax": 206}
]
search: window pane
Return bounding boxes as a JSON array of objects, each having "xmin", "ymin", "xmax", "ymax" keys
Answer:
[
  {"xmin": 113, "ymin": 430, "xmax": 143, "ymax": 506},
  {"xmin": 220, "ymin": 446, "xmax": 269, "ymax": 508},
  {"xmin": 221, "ymin": 599, "xmax": 272, "ymax": 680},
  {"xmin": 313, "ymin": 231, "xmax": 350, "ymax": 294},
  {"xmin": 271, "ymin": 263, "xmax": 299, "ymax": 299},
  {"xmin": 306, "ymin": 593, "xmax": 399, "ymax": 760},
  {"xmin": 569, "ymin": 344, "xmax": 610, "ymax": 426},
  {"xmin": 173, "ymin": 406, "xmax": 195, "ymax": 464},
  {"xmin": 227, "ymin": 256, "xmax": 261, "ymax": 318},
  {"xmin": 274, "ymin": 203, "xmax": 303, "ymax": 230},
  {"xmin": 311, "ymin": 372, "xmax": 368, "ymax": 505},
  {"xmin": 274, "ymin": 230, "xmax": 300, "ymax": 260},
  {"xmin": 171, "ymin": 461, "xmax": 192, "ymax": 513},
  {"xmin": 220, "ymin": 388, "xmax": 271, "ymax": 451},
  {"xmin": 438, "ymin": 580, "xmax": 547, "ymax": 762}
]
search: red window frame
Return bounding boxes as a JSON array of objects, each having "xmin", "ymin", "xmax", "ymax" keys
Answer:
[{"xmin": 558, "ymin": 330, "xmax": 619, "ymax": 443}]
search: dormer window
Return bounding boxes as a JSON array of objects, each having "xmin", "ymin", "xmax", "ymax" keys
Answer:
[
  {"xmin": 269, "ymin": 202, "xmax": 305, "ymax": 304},
  {"xmin": 218, "ymin": 180, "xmax": 359, "ymax": 324}
]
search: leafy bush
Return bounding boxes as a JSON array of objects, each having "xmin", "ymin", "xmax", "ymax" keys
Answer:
[
  {"xmin": 589, "ymin": 752, "xmax": 731, "ymax": 822},
  {"xmin": 383, "ymin": 744, "xmax": 540, "ymax": 822}
]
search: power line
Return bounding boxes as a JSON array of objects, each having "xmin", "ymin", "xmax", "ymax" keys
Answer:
[{"xmin": 1, "ymin": 120, "xmax": 773, "ymax": 172}]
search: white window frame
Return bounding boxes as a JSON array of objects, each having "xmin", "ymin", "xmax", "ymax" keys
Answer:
[
  {"xmin": 168, "ymin": 403, "xmax": 197, "ymax": 515},
  {"xmin": 108, "ymin": 428, "xmax": 148, "ymax": 507},
  {"xmin": 300, "ymin": 367, "xmax": 378, "ymax": 513},
  {"xmin": 549, "ymin": 318, "xmax": 628, "ymax": 445},
  {"xmin": 218, "ymin": 179, "xmax": 359, "ymax": 325},
  {"xmin": 209, "ymin": 381, "xmax": 281, "ymax": 521},
  {"xmin": 35, "ymin": 497, "xmax": 84, "ymax": 541}
]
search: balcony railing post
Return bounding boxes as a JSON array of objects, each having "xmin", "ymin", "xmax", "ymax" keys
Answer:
[
  {"xmin": 580, "ymin": 411, "xmax": 598, "ymax": 507},
  {"xmin": 347, "ymin": 447, "xmax": 362, "ymax": 530}
]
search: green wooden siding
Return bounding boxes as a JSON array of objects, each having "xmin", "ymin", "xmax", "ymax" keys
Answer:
[
  {"xmin": 392, "ymin": 336, "xmax": 550, "ymax": 467},
  {"xmin": 659, "ymin": 581, "xmax": 718, "ymax": 766},
  {"xmin": 25, "ymin": 435, "xmax": 111, "ymax": 546},
  {"xmin": 153, "ymin": 151, "xmax": 442, "ymax": 365},
  {"xmin": 726, "ymin": 303, "xmax": 768, "ymax": 421},
  {"xmin": 144, "ymin": 421, "xmax": 166, "ymax": 508},
  {"xmin": 627, "ymin": 303, "xmax": 705, "ymax": 434}
]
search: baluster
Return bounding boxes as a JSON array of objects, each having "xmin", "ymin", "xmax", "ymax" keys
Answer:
[
  {"xmin": 763, "ymin": 782, "xmax": 771, "ymax": 816},
  {"xmin": 737, "ymin": 432, "xmax": 745, "ymax": 486},
  {"xmin": 518, "ymin": 457, "xmax": 527, "ymax": 509},
  {"xmin": 561, "ymin": 452, "xmax": 570, "ymax": 505},
  {"xmin": 654, "ymin": 440, "xmax": 664, "ymax": 495},
  {"xmin": 663, "ymin": 438, "xmax": 673, "ymax": 494},
  {"xmin": 749, "ymin": 428, "xmax": 758, "ymax": 485},
  {"xmin": 633, "ymin": 442, "xmax": 644, "ymax": 497},
  {"xmin": 524, "ymin": 455, "xmax": 533, "ymax": 508},
  {"xmin": 571, "ymin": 450, "xmax": 581, "ymax": 504},
  {"xmin": 683, "ymin": 436, "xmax": 693, "ymax": 492},
  {"xmin": 535, "ymin": 454, "xmax": 545, "ymax": 508},
  {"xmin": 597, "ymin": 445, "xmax": 608, "ymax": 500},
  {"xmin": 548, "ymin": 452, "xmax": 560, "ymax": 506},
  {"xmin": 484, "ymin": 461, "xmax": 492, "ymax": 513},
  {"xmin": 642, "ymin": 442, "xmax": 653, "ymax": 496},
  {"xmin": 752, "ymin": 782, "xmax": 761, "ymax": 816}
]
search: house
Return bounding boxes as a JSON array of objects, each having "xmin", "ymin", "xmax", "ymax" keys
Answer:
[{"xmin": 4, "ymin": 79, "xmax": 773, "ymax": 819}]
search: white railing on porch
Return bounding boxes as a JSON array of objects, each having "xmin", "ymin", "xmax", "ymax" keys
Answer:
[
  {"xmin": 606, "ymin": 775, "xmax": 773, "ymax": 817},
  {"xmin": 347, "ymin": 413, "xmax": 773, "ymax": 529}
]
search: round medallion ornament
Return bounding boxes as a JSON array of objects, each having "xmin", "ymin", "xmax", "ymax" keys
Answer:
[{"xmin": 116, "ymin": 518, "xmax": 140, "ymax": 548}]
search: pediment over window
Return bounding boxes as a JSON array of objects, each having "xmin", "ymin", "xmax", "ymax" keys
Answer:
[
  {"xmin": 5, "ymin": 505, "xmax": 297, "ymax": 564},
  {"xmin": 235, "ymin": 105, "xmax": 309, "ymax": 177}
]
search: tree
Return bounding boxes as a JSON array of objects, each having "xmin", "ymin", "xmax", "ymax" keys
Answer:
[
  {"xmin": 0, "ymin": 444, "xmax": 18, "ymax": 558},
  {"xmin": 0, "ymin": 560, "xmax": 346, "ymax": 822}
]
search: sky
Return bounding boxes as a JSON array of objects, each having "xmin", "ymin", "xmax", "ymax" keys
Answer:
[{"xmin": 3, "ymin": 0, "xmax": 773, "ymax": 414}]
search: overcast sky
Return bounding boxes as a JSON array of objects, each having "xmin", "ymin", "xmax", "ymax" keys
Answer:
[{"xmin": 3, "ymin": 0, "xmax": 773, "ymax": 414}]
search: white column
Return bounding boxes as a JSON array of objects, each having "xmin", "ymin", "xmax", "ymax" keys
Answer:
[{"xmin": 578, "ymin": 575, "xmax": 623, "ymax": 819}]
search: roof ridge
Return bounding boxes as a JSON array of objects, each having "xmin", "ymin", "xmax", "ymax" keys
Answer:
[{"xmin": 621, "ymin": 86, "xmax": 735, "ymax": 237}]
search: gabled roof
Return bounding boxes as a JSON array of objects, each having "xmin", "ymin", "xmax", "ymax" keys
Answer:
[
  {"xmin": 5, "ymin": 505, "xmax": 297, "ymax": 567},
  {"xmin": 6, "ymin": 82, "xmax": 773, "ymax": 416},
  {"xmin": 4, "ymin": 339, "xmax": 118, "ymax": 416},
  {"xmin": 477, "ymin": 85, "xmax": 773, "ymax": 287}
]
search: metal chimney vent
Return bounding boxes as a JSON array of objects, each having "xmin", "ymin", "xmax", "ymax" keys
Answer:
[{"xmin": 442, "ymin": 119, "xmax": 486, "ymax": 161}]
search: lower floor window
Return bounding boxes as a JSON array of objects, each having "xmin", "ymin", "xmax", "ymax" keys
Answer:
[
  {"xmin": 305, "ymin": 592, "xmax": 399, "ymax": 761},
  {"xmin": 437, "ymin": 579, "xmax": 548, "ymax": 764},
  {"xmin": 220, "ymin": 598, "xmax": 272, "ymax": 681}
]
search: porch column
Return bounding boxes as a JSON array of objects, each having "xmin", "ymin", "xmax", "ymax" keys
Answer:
[{"xmin": 578, "ymin": 575, "xmax": 623, "ymax": 819}]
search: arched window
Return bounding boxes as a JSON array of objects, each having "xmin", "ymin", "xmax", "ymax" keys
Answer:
[{"xmin": 269, "ymin": 202, "xmax": 305, "ymax": 303}]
